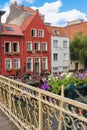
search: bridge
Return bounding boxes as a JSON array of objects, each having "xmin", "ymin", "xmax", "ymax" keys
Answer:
[{"xmin": 0, "ymin": 75, "xmax": 87, "ymax": 130}]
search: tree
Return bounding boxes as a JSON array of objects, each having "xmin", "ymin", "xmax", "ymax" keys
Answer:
[{"xmin": 70, "ymin": 32, "xmax": 87, "ymax": 68}]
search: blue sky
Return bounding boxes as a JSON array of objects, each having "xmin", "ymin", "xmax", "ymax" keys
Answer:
[{"xmin": 0, "ymin": 0, "xmax": 87, "ymax": 26}]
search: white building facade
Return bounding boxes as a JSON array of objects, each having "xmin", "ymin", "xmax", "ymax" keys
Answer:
[{"xmin": 51, "ymin": 36, "xmax": 70, "ymax": 74}]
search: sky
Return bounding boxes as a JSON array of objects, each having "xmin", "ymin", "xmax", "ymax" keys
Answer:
[{"xmin": 0, "ymin": 0, "xmax": 87, "ymax": 26}]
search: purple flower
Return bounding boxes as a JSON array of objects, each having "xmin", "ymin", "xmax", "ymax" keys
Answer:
[
  {"xmin": 58, "ymin": 75, "xmax": 63, "ymax": 79},
  {"xmin": 41, "ymin": 81, "xmax": 52, "ymax": 91},
  {"xmin": 75, "ymin": 73, "xmax": 79, "ymax": 78},
  {"xmin": 80, "ymin": 73, "xmax": 85, "ymax": 80},
  {"xmin": 41, "ymin": 81, "xmax": 48, "ymax": 90}
]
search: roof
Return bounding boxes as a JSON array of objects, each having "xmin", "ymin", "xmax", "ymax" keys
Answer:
[
  {"xmin": 63, "ymin": 21, "xmax": 87, "ymax": 41},
  {"xmin": 15, "ymin": 4, "xmax": 36, "ymax": 14},
  {"xmin": 46, "ymin": 25, "xmax": 67, "ymax": 37},
  {"xmin": 2, "ymin": 23, "xmax": 23, "ymax": 36}
]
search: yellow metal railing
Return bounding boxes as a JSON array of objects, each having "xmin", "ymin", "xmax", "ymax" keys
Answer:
[{"xmin": 0, "ymin": 75, "xmax": 87, "ymax": 130}]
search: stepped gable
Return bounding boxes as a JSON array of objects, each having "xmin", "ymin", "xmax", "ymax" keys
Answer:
[{"xmin": 2, "ymin": 23, "xmax": 23, "ymax": 36}]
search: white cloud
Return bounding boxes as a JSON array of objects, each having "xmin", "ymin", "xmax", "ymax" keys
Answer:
[
  {"xmin": 1, "ymin": 3, "xmax": 10, "ymax": 23},
  {"xmin": 1, "ymin": 0, "xmax": 87, "ymax": 26},
  {"xmin": 54, "ymin": 9, "xmax": 87, "ymax": 26},
  {"xmin": 32, "ymin": 0, "xmax": 87, "ymax": 26},
  {"xmin": 38, "ymin": 0, "xmax": 62, "ymax": 13}
]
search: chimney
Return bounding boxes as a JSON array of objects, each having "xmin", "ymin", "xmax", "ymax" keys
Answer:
[
  {"xmin": 14, "ymin": 1, "xmax": 17, "ymax": 6},
  {"xmin": 0, "ymin": 10, "xmax": 5, "ymax": 34},
  {"xmin": 12, "ymin": 1, "xmax": 17, "ymax": 6}
]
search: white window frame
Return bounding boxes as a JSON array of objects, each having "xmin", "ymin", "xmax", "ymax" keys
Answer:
[
  {"xmin": 34, "ymin": 57, "xmax": 40, "ymax": 73},
  {"xmin": 42, "ymin": 42, "xmax": 47, "ymax": 51},
  {"xmin": 63, "ymin": 40, "xmax": 67, "ymax": 48},
  {"xmin": 5, "ymin": 58, "xmax": 12, "ymax": 70},
  {"xmin": 38, "ymin": 29, "xmax": 44, "ymax": 38},
  {"xmin": 26, "ymin": 57, "xmax": 33, "ymax": 71},
  {"xmin": 4, "ymin": 41, "xmax": 11, "ymax": 53},
  {"xmin": 63, "ymin": 53, "xmax": 68, "ymax": 60},
  {"xmin": 13, "ymin": 42, "xmax": 19, "ymax": 53},
  {"xmin": 42, "ymin": 57, "xmax": 48, "ymax": 70},
  {"xmin": 34, "ymin": 42, "xmax": 40, "ymax": 51},
  {"xmin": 31, "ymin": 28, "xmax": 37, "ymax": 37},
  {"xmin": 53, "ymin": 53, "xmax": 58, "ymax": 61},
  {"xmin": 53, "ymin": 30, "xmax": 59, "ymax": 35},
  {"xmin": 13, "ymin": 58, "xmax": 20, "ymax": 69},
  {"xmin": 26, "ymin": 41, "xmax": 32, "ymax": 51},
  {"xmin": 53, "ymin": 40, "xmax": 58, "ymax": 48}
]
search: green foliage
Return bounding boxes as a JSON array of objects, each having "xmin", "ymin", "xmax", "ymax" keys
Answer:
[
  {"xmin": 70, "ymin": 32, "xmax": 87, "ymax": 67},
  {"xmin": 47, "ymin": 73, "xmax": 87, "ymax": 94}
]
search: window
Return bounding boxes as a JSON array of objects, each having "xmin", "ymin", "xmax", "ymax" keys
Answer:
[
  {"xmin": 27, "ymin": 42, "xmax": 32, "ymax": 51},
  {"xmin": 53, "ymin": 40, "xmax": 58, "ymax": 48},
  {"xmin": 63, "ymin": 40, "xmax": 67, "ymax": 48},
  {"xmin": 13, "ymin": 42, "xmax": 19, "ymax": 53},
  {"xmin": 5, "ymin": 42, "xmax": 11, "ymax": 53},
  {"xmin": 63, "ymin": 53, "xmax": 68, "ymax": 60},
  {"xmin": 42, "ymin": 42, "xmax": 47, "ymax": 51},
  {"xmin": 34, "ymin": 42, "xmax": 40, "ymax": 51},
  {"xmin": 42, "ymin": 58, "xmax": 47, "ymax": 70},
  {"xmin": 53, "ymin": 53, "xmax": 58, "ymax": 61},
  {"xmin": 38, "ymin": 29, "xmax": 44, "ymax": 37},
  {"xmin": 27, "ymin": 57, "xmax": 33, "ymax": 71},
  {"xmin": 5, "ymin": 58, "xmax": 12, "ymax": 70},
  {"xmin": 31, "ymin": 29, "xmax": 36, "ymax": 37},
  {"xmin": 5, "ymin": 26, "xmax": 14, "ymax": 31},
  {"xmin": 34, "ymin": 58, "xmax": 40, "ymax": 73},
  {"xmin": 13, "ymin": 58, "xmax": 20, "ymax": 69},
  {"xmin": 63, "ymin": 67, "xmax": 68, "ymax": 70},
  {"xmin": 53, "ymin": 67, "xmax": 58, "ymax": 70},
  {"xmin": 53, "ymin": 30, "xmax": 59, "ymax": 35}
]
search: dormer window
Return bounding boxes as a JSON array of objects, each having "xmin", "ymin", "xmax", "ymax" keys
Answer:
[
  {"xmin": 5, "ymin": 26, "xmax": 14, "ymax": 31},
  {"xmin": 53, "ymin": 30, "xmax": 59, "ymax": 35}
]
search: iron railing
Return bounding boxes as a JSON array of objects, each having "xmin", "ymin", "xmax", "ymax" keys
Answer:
[{"xmin": 0, "ymin": 75, "xmax": 87, "ymax": 130}]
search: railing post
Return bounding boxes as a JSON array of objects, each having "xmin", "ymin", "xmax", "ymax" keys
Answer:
[
  {"xmin": 8, "ymin": 81, "xmax": 11, "ymax": 119},
  {"xmin": 39, "ymin": 92, "xmax": 43, "ymax": 130},
  {"xmin": 58, "ymin": 85, "xmax": 64, "ymax": 130}
]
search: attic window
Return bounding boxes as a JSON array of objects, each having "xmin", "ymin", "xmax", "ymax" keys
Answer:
[
  {"xmin": 53, "ymin": 30, "xmax": 59, "ymax": 35},
  {"xmin": 5, "ymin": 26, "xmax": 14, "ymax": 31}
]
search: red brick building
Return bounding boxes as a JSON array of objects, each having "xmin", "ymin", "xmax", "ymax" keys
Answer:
[
  {"xmin": 0, "ymin": 22, "xmax": 23, "ymax": 76},
  {"xmin": 0, "ymin": 2, "xmax": 51, "ymax": 76}
]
